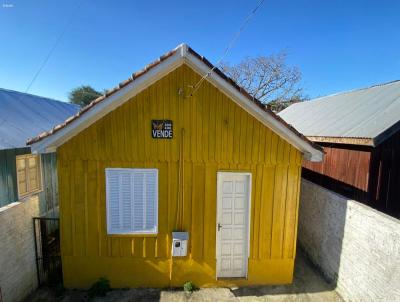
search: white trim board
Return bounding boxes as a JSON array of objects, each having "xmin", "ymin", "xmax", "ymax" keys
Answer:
[{"xmin": 30, "ymin": 44, "xmax": 323, "ymax": 162}]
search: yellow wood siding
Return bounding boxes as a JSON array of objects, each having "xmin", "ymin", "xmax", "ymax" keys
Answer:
[{"xmin": 58, "ymin": 64, "xmax": 302, "ymax": 288}]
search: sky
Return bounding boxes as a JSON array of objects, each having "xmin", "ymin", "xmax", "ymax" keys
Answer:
[{"xmin": 1, "ymin": 0, "xmax": 399, "ymax": 102}]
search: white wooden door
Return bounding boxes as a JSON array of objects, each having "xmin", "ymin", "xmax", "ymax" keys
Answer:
[{"xmin": 216, "ymin": 172, "xmax": 251, "ymax": 278}]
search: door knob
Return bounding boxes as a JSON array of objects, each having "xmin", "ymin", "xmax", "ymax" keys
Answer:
[{"xmin": 217, "ymin": 223, "xmax": 222, "ymax": 231}]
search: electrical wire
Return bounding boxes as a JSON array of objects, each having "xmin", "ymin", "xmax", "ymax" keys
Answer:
[
  {"xmin": 0, "ymin": 0, "xmax": 84, "ymax": 130},
  {"xmin": 24, "ymin": 0, "xmax": 85, "ymax": 94},
  {"xmin": 0, "ymin": 1, "xmax": 84, "ymax": 130},
  {"xmin": 187, "ymin": 0, "xmax": 266, "ymax": 97}
]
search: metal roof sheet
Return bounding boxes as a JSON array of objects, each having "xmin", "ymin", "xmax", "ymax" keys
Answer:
[
  {"xmin": 0, "ymin": 88, "xmax": 79, "ymax": 150},
  {"xmin": 278, "ymin": 80, "xmax": 400, "ymax": 145}
]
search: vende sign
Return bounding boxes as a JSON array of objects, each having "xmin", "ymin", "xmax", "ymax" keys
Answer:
[{"xmin": 151, "ymin": 120, "xmax": 173, "ymax": 139}]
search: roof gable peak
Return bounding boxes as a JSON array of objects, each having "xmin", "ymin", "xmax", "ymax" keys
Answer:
[{"xmin": 28, "ymin": 44, "xmax": 323, "ymax": 161}]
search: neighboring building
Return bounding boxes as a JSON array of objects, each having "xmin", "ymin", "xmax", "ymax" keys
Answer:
[
  {"xmin": 0, "ymin": 88, "xmax": 79, "ymax": 213},
  {"xmin": 0, "ymin": 89, "xmax": 78, "ymax": 302},
  {"xmin": 279, "ymin": 80, "xmax": 400, "ymax": 218},
  {"xmin": 28, "ymin": 44, "xmax": 323, "ymax": 288}
]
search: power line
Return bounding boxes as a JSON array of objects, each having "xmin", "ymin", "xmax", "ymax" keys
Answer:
[
  {"xmin": 187, "ymin": 0, "xmax": 266, "ymax": 97},
  {"xmin": 0, "ymin": 1, "xmax": 84, "ymax": 131},
  {"xmin": 25, "ymin": 0, "xmax": 84, "ymax": 94}
]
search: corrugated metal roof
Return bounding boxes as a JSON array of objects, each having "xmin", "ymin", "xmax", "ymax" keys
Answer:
[
  {"xmin": 278, "ymin": 80, "xmax": 400, "ymax": 145},
  {"xmin": 0, "ymin": 88, "xmax": 79, "ymax": 149}
]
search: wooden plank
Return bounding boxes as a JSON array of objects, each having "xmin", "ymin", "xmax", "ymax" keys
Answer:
[
  {"xmin": 215, "ymin": 87, "xmax": 223, "ymax": 163},
  {"xmin": 259, "ymin": 166, "xmax": 275, "ymax": 259},
  {"xmin": 203, "ymin": 164, "xmax": 216, "ymax": 260},
  {"xmin": 245, "ymin": 113, "xmax": 254, "ymax": 163},
  {"xmin": 282, "ymin": 165, "xmax": 300, "ymax": 259},
  {"xmin": 270, "ymin": 166, "xmax": 288, "ymax": 258},
  {"xmin": 239, "ymin": 109, "xmax": 247, "ymax": 163},
  {"xmin": 208, "ymin": 86, "xmax": 217, "ymax": 162},
  {"xmin": 251, "ymin": 120, "xmax": 259, "ymax": 163},
  {"xmin": 55, "ymin": 64, "xmax": 307, "ymax": 287},
  {"xmin": 226, "ymin": 97, "xmax": 235, "ymax": 163},
  {"xmin": 251, "ymin": 165, "xmax": 262, "ymax": 259},
  {"xmin": 191, "ymin": 164, "xmax": 205, "ymax": 260},
  {"xmin": 86, "ymin": 160, "xmax": 99, "ymax": 256},
  {"xmin": 303, "ymin": 145, "xmax": 371, "ymax": 191},
  {"xmin": 233, "ymin": 104, "xmax": 241, "ymax": 163}
]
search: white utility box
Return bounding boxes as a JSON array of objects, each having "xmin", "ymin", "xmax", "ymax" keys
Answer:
[{"xmin": 172, "ymin": 232, "xmax": 189, "ymax": 257}]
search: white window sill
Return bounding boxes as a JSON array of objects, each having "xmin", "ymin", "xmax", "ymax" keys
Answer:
[{"xmin": 0, "ymin": 201, "xmax": 22, "ymax": 214}]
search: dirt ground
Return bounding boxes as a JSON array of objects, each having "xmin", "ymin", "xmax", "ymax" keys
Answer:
[{"xmin": 27, "ymin": 251, "xmax": 342, "ymax": 302}]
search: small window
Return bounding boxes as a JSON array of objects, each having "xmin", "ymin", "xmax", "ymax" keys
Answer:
[
  {"xmin": 16, "ymin": 154, "xmax": 42, "ymax": 198},
  {"xmin": 105, "ymin": 168, "xmax": 158, "ymax": 235}
]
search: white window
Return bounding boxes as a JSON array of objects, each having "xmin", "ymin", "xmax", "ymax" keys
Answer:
[
  {"xmin": 16, "ymin": 154, "xmax": 42, "ymax": 199},
  {"xmin": 105, "ymin": 168, "xmax": 158, "ymax": 235}
]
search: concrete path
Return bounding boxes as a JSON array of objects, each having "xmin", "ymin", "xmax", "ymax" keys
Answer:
[{"xmin": 28, "ymin": 251, "xmax": 342, "ymax": 302}]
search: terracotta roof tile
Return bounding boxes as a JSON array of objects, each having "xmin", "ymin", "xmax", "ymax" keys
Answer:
[{"xmin": 27, "ymin": 45, "xmax": 322, "ymax": 153}]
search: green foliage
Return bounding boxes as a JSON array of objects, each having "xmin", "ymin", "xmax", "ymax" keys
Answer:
[
  {"xmin": 267, "ymin": 96, "xmax": 304, "ymax": 113},
  {"xmin": 88, "ymin": 277, "xmax": 111, "ymax": 298},
  {"xmin": 68, "ymin": 85, "xmax": 102, "ymax": 107},
  {"xmin": 183, "ymin": 281, "xmax": 197, "ymax": 293}
]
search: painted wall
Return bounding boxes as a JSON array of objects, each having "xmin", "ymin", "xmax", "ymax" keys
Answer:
[
  {"xmin": 0, "ymin": 196, "xmax": 39, "ymax": 302},
  {"xmin": 369, "ymin": 130, "xmax": 400, "ymax": 218},
  {"xmin": 0, "ymin": 150, "xmax": 59, "ymax": 302},
  {"xmin": 39, "ymin": 152, "xmax": 59, "ymax": 217},
  {"xmin": 302, "ymin": 144, "xmax": 371, "ymax": 192},
  {"xmin": 58, "ymin": 64, "xmax": 303, "ymax": 288},
  {"xmin": 299, "ymin": 179, "xmax": 400, "ymax": 301},
  {"xmin": 0, "ymin": 147, "xmax": 30, "ymax": 207},
  {"xmin": 0, "ymin": 148, "xmax": 59, "ymax": 216}
]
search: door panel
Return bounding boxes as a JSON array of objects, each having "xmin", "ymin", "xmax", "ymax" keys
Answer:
[{"xmin": 216, "ymin": 173, "xmax": 250, "ymax": 278}]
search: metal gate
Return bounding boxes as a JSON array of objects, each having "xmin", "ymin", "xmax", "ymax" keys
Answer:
[{"xmin": 33, "ymin": 217, "xmax": 62, "ymax": 286}]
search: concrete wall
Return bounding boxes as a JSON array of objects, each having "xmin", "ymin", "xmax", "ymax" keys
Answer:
[
  {"xmin": 0, "ymin": 196, "xmax": 39, "ymax": 302},
  {"xmin": 299, "ymin": 179, "xmax": 400, "ymax": 302}
]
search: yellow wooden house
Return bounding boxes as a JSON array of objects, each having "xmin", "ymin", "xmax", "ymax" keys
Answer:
[{"xmin": 28, "ymin": 44, "xmax": 323, "ymax": 288}]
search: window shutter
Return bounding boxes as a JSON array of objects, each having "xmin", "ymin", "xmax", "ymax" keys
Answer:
[
  {"xmin": 106, "ymin": 170, "xmax": 121, "ymax": 233},
  {"xmin": 120, "ymin": 171, "xmax": 133, "ymax": 230},
  {"xmin": 106, "ymin": 169, "xmax": 158, "ymax": 234},
  {"xmin": 145, "ymin": 171, "xmax": 157, "ymax": 232},
  {"xmin": 133, "ymin": 171, "xmax": 145, "ymax": 231},
  {"xmin": 16, "ymin": 154, "xmax": 42, "ymax": 198},
  {"xmin": 28, "ymin": 157, "xmax": 38, "ymax": 191},
  {"xmin": 17, "ymin": 158, "xmax": 27, "ymax": 195}
]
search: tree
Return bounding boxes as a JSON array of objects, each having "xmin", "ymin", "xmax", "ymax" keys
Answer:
[
  {"xmin": 68, "ymin": 85, "xmax": 102, "ymax": 107},
  {"xmin": 221, "ymin": 52, "xmax": 304, "ymax": 110},
  {"xmin": 267, "ymin": 96, "xmax": 303, "ymax": 113}
]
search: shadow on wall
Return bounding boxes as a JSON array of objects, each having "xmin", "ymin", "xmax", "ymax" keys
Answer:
[
  {"xmin": 296, "ymin": 178, "xmax": 347, "ymax": 287},
  {"xmin": 27, "ymin": 250, "xmax": 342, "ymax": 302},
  {"xmin": 297, "ymin": 178, "xmax": 400, "ymax": 302}
]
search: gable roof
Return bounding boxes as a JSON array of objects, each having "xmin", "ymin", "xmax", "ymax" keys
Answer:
[
  {"xmin": 0, "ymin": 88, "xmax": 79, "ymax": 150},
  {"xmin": 28, "ymin": 44, "xmax": 323, "ymax": 161},
  {"xmin": 279, "ymin": 80, "xmax": 400, "ymax": 146}
]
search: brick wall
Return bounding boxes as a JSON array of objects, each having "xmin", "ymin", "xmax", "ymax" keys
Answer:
[
  {"xmin": 299, "ymin": 179, "xmax": 400, "ymax": 302},
  {"xmin": 0, "ymin": 196, "xmax": 39, "ymax": 302}
]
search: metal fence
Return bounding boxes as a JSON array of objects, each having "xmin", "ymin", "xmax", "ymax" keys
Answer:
[{"xmin": 33, "ymin": 217, "xmax": 61, "ymax": 286}]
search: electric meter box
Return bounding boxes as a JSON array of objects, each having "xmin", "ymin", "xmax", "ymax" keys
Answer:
[{"xmin": 172, "ymin": 232, "xmax": 189, "ymax": 257}]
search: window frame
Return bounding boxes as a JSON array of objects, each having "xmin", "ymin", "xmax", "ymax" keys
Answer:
[
  {"xmin": 16, "ymin": 154, "xmax": 43, "ymax": 199},
  {"xmin": 105, "ymin": 168, "xmax": 159, "ymax": 235}
]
